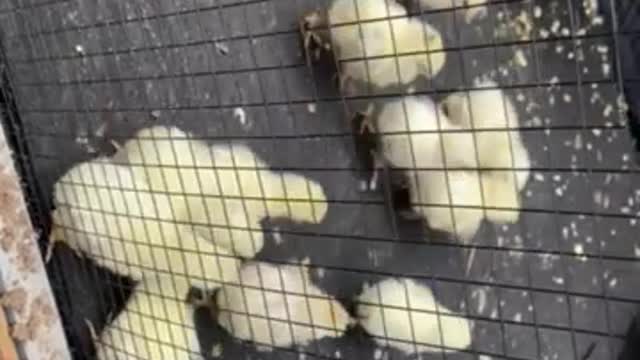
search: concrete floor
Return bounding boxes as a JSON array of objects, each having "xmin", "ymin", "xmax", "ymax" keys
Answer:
[{"xmin": 1, "ymin": 0, "xmax": 639, "ymax": 359}]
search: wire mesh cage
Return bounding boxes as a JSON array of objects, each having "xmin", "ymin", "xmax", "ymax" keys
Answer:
[{"xmin": 0, "ymin": 0, "xmax": 639, "ymax": 359}]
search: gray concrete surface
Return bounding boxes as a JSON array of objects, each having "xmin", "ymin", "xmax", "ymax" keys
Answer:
[{"xmin": 1, "ymin": 0, "xmax": 639, "ymax": 359}]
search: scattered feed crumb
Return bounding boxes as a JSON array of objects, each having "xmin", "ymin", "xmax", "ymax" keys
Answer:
[
  {"xmin": 307, "ymin": 103, "xmax": 317, "ymax": 113},
  {"xmin": 533, "ymin": 6, "xmax": 542, "ymax": 18},
  {"xmin": 150, "ymin": 110, "xmax": 161, "ymax": 119},
  {"xmin": 374, "ymin": 348, "xmax": 383, "ymax": 360},
  {"xmin": 272, "ymin": 227, "xmax": 283, "ymax": 245},
  {"xmin": 233, "ymin": 107, "xmax": 247, "ymax": 126},
  {"xmin": 514, "ymin": 49, "xmax": 528, "ymax": 67},
  {"xmin": 215, "ymin": 42, "xmax": 229, "ymax": 55},
  {"xmin": 573, "ymin": 243, "xmax": 584, "ymax": 256}
]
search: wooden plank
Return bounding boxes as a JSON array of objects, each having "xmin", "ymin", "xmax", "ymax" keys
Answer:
[
  {"xmin": 0, "ymin": 121, "xmax": 71, "ymax": 359},
  {"xmin": 0, "ymin": 308, "xmax": 19, "ymax": 360}
]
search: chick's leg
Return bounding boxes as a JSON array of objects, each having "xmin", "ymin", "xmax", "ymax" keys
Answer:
[
  {"xmin": 299, "ymin": 11, "xmax": 328, "ymax": 67},
  {"xmin": 44, "ymin": 235, "xmax": 58, "ymax": 264},
  {"xmin": 352, "ymin": 104, "xmax": 375, "ymax": 135},
  {"xmin": 368, "ymin": 149, "xmax": 386, "ymax": 192},
  {"xmin": 45, "ymin": 224, "xmax": 83, "ymax": 263},
  {"xmin": 85, "ymin": 319, "xmax": 98, "ymax": 342},
  {"xmin": 350, "ymin": 107, "xmax": 379, "ymax": 192}
]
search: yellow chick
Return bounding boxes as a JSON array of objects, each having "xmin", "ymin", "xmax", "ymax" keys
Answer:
[
  {"xmin": 51, "ymin": 158, "xmax": 242, "ymax": 290},
  {"xmin": 376, "ymin": 95, "xmax": 477, "ymax": 170},
  {"xmin": 376, "ymin": 91, "xmax": 529, "ymax": 239},
  {"xmin": 357, "ymin": 277, "xmax": 472, "ymax": 354},
  {"xmin": 411, "ymin": 168, "xmax": 522, "ymax": 240},
  {"xmin": 95, "ymin": 278, "xmax": 203, "ymax": 360},
  {"xmin": 441, "ymin": 80, "xmax": 529, "ymax": 182},
  {"xmin": 441, "ymin": 80, "xmax": 531, "ymax": 223},
  {"xmin": 216, "ymin": 260, "xmax": 353, "ymax": 350},
  {"xmin": 376, "ymin": 96, "xmax": 486, "ymax": 240},
  {"xmin": 412, "ymin": 169, "xmax": 485, "ymax": 241},
  {"xmin": 317, "ymin": 0, "xmax": 446, "ymax": 88},
  {"xmin": 118, "ymin": 126, "xmax": 329, "ymax": 258}
]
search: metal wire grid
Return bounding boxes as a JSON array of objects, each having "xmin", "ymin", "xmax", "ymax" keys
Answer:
[{"xmin": 0, "ymin": 0, "xmax": 638, "ymax": 359}]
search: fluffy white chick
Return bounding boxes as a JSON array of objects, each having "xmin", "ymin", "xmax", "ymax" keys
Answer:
[
  {"xmin": 407, "ymin": 170, "xmax": 522, "ymax": 241},
  {"xmin": 326, "ymin": 0, "xmax": 446, "ymax": 88},
  {"xmin": 441, "ymin": 80, "xmax": 530, "ymax": 184},
  {"xmin": 95, "ymin": 278, "xmax": 202, "ymax": 360},
  {"xmin": 376, "ymin": 96, "xmax": 487, "ymax": 240},
  {"xmin": 51, "ymin": 158, "xmax": 242, "ymax": 290},
  {"xmin": 194, "ymin": 142, "xmax": 329, "ymax": 257},
  {"xmin": 119, "ymin": 126, "xmax": 329, "ymax": 258},
  {"xmin": 413, "ymin": 169, "xmax": 486, "ymax": 241},
  {"xmin": 114, "ymin": 126, "xmax": 214, "ymax": 222},
  {"xmin": 376, "ymin": 93, "xmax": 528, "ymax": 236},
  {"xmin": 376, "ymin": 95, "xmax": 477, "ymax": 170},
  {"xmin": 216, "ymin": 260, "xmax": 352, "ymax": 350},
  {"xmin": 357, "ymin": 277, "xmax": 472, "ymax": 354},
  {"xmin": 441, "ymin": 80, "xmax": 531, "ymax": 222}
]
